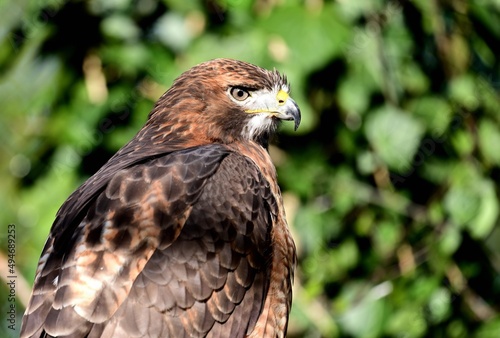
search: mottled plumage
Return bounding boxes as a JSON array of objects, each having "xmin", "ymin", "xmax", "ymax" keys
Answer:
[{"xmin": 21, "ymin": 58, "xmax": 300, "ymax": 338}]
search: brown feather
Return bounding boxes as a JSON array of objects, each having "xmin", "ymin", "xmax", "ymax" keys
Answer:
[{"xmin": 21, "ymin": 59, "xmax": 297, "ymax": 338}]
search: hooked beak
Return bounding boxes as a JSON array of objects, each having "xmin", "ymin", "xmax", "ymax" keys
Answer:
[
  {"xmin": 245, "ymin": 90, "xmax": 301, "ymax": 131},
  {"xmin": 274, "ymin": 97, "xmax": 301, "ymax": 131}
]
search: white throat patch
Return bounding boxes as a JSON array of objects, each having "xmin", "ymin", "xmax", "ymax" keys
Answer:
[{"xmin": 243, "ymin": 114, "xmax": 276, "ymax": 140}]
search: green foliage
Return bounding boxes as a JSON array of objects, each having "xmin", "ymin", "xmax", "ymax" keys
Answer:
[{"xmin": 1, "ymin": 0, "xmax": 500, "ymax": 337}]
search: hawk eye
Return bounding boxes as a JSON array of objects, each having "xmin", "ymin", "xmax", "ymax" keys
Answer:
[{"xmin": 230, "ymin": 87, "xmax": 250, "ymax": 101}]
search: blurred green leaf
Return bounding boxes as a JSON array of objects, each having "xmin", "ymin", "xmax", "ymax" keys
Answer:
[
  {"xmin": 154, "ymin": 12, "xmax": 194, "ymax": 51},
  {"xmin": 427, "ymin": 288, "xmax": 451, "ymax": 324},
  {"xmin": 385, "ymin": 306, "xmax": 426, "ymax": 337},
  {"xmin": 438, "ymin": 224, "xmax": 462, "ymax": 255},
  {"xmin": 478, "ymin": 119, "xmax": 500, "ymax": 166},
  {"xmin": 468, "ymin": 178, "xmax": 499, "ymax": 239},
  {"xmin": 373, "ymin": 220, "xmax": 401, "ymax": 258},
  {"xmin": 444, "ymin": 184, "xmax": 481, "ymax": 228},
  {"xmin": 336, "ymin": 283, "xmax": 389, "ymax": 338},
  {"xmin": 338, "ymin": 72, "xmax": 373, "ymax": 116},
  {"xmin": 448, "ymin": 74, "xmax": 480, "ymax": 111},
  {"xmin": 451, "ymin": 130, "xmax": 475, "ymax": 156},
  {"xmin": 474, "ymin": 318, "xmax": 500, "ymax": 338},
  {"xmin": 409, "ymin": 96, "xmax": 452, "ymax": 136},
  {"xmin": 399, "ymin": 62, "xmax": 429, "ymax": 95},
  {"xmin": 357, "ymin": 150, "xmax": 378, "ymax": 175},
  {"xmin": 101, "ymin": 14, "xmax": 140, "ymax": 40},
  {"xmin": 259, "ymin": 4, "xmax": 349, "ymax": 72},
  {"xmin": 365, "ymin": 105, "xmax": 425, "ymax": 172}
]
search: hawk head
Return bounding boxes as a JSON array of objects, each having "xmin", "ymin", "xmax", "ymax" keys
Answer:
[{"xmin": 147, "ymin": 58, "xmax": 301, "ymax": 147}]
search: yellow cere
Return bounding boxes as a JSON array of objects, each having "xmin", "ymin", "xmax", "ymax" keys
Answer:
[
  {"xmin": 244, "ymin": 90, "xmax": 289, "ymax": 114},
  {"xmin": 276, "ymin": 90, "xmax": 289, "ymax": 105}
]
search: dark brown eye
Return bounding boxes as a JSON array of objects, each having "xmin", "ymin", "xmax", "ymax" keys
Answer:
[{"xmin": 230, "ymin": 87, "xmax": 250, "ymax": 101}]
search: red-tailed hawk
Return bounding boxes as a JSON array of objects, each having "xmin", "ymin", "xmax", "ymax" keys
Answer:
[{"xmin": 21, "ymin": 58, "xmax": 300, "ymax": 338}]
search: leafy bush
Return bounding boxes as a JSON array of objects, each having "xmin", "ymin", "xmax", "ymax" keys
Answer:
[{"xmin": 1, "ymin": 0, "xmax": 499, "ymax": 337}]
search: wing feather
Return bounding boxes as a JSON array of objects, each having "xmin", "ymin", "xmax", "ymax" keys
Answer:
[
  {"xmin": 96, "ymin": 152, "xmax": 275, "ymax": 337},
  {"xmin": 21, "ymin": 145, "xmax": 277, "ymax": 338},
  {"xmin": 21, "ymin": 145, "xmax": 229, "ymax": 337}
]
